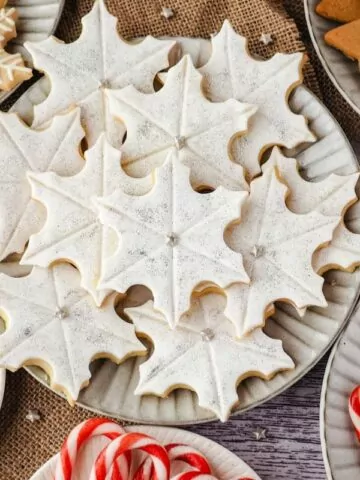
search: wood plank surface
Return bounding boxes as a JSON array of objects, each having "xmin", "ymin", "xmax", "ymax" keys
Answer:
[{"xmin": 190, "ymin": 356, "xmax": 328, "ymax": 480}]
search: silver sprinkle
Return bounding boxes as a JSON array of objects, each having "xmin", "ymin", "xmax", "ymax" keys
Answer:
[{"xmin": 200, "ymin": 328, "xmax": 215, "ymax": 342}]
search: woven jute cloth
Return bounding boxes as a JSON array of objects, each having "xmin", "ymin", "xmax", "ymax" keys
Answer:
[{"xmin": 0, "ymin": 1, "xmax": 358, "ymax": 478}]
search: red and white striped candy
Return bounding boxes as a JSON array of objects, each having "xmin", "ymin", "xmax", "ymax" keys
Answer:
[
  {"xmin": 134, "ymin": 442, "xmax": 211, "ymax": 480},
  {"xmin": 90, "ymin": 432, "xmax": 170, "ymax": 480},
  {"xmin": 349, "ymin": 385, "xmax": 360, "ymax": 441},
  {"xmin": 55, "ymin": 418, "xmax": 129, "ymax": 480}
]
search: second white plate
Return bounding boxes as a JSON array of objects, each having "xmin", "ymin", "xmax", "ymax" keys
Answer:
[
  {"xmin": 304, "ymin": 0, "xmax": 360, "ymax": 115},
  {"xmin": 320, "ymin": 304, "xmax": 360, "ymax": 480},
  {"xmin": 30, "ymin": 425, "xmax": 261, "ymax": 480}
]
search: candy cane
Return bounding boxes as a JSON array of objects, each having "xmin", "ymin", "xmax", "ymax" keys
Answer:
[
  {"xmin": 55, "ymin": 418, "xmax": 130, "ymax": 480},
  {"xmin": 349, "ymin": 385, "xmax": 360, "ymax": 441},
  {"xmin": 90, "ymin": 432, "xmax": 170, "ymax": 480},
  {"xmin": 134, "ymin": 443, "xmax": 212, "ymax": 480}
]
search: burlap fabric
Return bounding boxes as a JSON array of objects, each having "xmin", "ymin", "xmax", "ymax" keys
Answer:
[{"xmin": 0, "ymin": 1, "xmax": 358, "ymax": 478}]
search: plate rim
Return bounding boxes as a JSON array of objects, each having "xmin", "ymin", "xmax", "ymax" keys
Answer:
[
  {"xmin": 29, "ymin": 424, "xmax": 262, "ymax": 480},
  {"xmin": 304, "ymin": 0, "xmax": 360, "ymax": 116},
  {"xmin": 320, "ymin": 339, "xmax": 338, "ymax": 480},
  {"xmin": 17, "ymin": 74, "xmax": 360, "ymax": 424},
  {"xmin": 0, "ymin": 0, "xmax": 67, "ymax": 106}
]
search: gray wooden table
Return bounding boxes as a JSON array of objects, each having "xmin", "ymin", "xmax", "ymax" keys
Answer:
[{"xmin": 190, "ymin": 356, "xmax": 328, "ymax": 480}]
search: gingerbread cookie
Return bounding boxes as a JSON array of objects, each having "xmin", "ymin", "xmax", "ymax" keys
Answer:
[
  {"xmin": 0, "ymin": 49, "xmax": 32, "ymax": 91},
  {"xmin": 316, "ymin": 0, "xmax": 360, "ymax": 23},
  {"xmin": 0, "ymin": 7, "xmax": 17, "ymax": 48},
  {"xmin": 325, "ymin": 19, "xmax": 360, "ymax": 60}
]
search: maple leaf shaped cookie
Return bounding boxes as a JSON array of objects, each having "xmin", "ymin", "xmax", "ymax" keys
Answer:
[
  {"xmin": 225, "ymin": 164, "xmax": 340, "ymax": 337},
  {"xmin": 0, "ymin": 109, "xmax": 83, "ymax": 261},
  {"xmin": 25, "ymin": 0, "xmax": 175, "ymax": 148},
  {"xmin": 126, "ymin": 293, "xmax": 294, "ymax": 422},
  {"xmin": 0, "ymin": 49, "xmax": 32, "ymax": 91},
  {"xmin": 22, "ymin": 135, "xmax": 153, "ymax": 306},
  {"xmin": 264, "ymin": 148, "xmax": 360, "ymax": 274},
  {"xmin": 0, "ymin": 263, "xmax": 146, "ymax": 402},
  {"xmin": 199, "ymin": 21, "xmax": 315, "ymax": 180},
  {"xmin": 0, "ymin": 7, "xmax": 17, "ymax": 48},
  {"xmin": 107, "ymin": 55, "xmax": 256, "ymax": 191},
  {"xmin": 95, "ymin": 153, "xmax": 249, "ymax": 328}
]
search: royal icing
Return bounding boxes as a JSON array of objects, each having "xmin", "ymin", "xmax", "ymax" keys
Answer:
[
  {"xmin": 126, "ymin": 293, "xmax": 294, "ymax": 422},
  {"xmin": 199, "ymin": 21, "xmax": 315, "ymax": 179},
  {"xmin": 0, "ymin": 263, "xmax": 146, "ymax": 402},
  {"xmin": 0, "ymin": 49, "xmax": 32, "ymax": 91},
  {"xmin": 0, "ymin": 109, "xmax": 83, "ymax": 261},
  {"xmin": 225, "ymin": 164, "xmax": 340, "ymax": 337},
  {"xmin": 22, "ymin": 135, "xmax": 153, "ymax": 306},
  {"xmin": 265, "ymin": 147, "xmax": 360, "ymax": 275},
  {"xmin": 25, "ymin": 0, "xmax": 175, "ymax": 147},
  {"xmin": 107, "ymin": 54, "xmax": 256, "ymax": 191},
  {"xmin": 0, "ymin": 7, "xmax": 16, "ymax": 48},
  {"xmin": 96, "ymin": 153, "xmax": 249, "ymax": 328}
]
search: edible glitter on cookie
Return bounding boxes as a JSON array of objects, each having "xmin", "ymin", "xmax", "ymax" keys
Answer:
[{"xmin": 95, "ymin": 154, "xmax": 249, "ymax": 328}]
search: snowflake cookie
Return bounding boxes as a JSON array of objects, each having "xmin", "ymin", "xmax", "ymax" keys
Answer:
[
  {"xmin": 95, "ymin": 153, "xmax": 249, "ymax": 328},
  {"xmin": 0, "ymin": 263, "xmax": 146, "ymax": 402},
  {"xmin": 126, "ymin": 293, "xmax": 294, "ymax": 421},
  {"xmin": 199, "ymin": 21, "xmax": 315, "ymax": 179},
  {"xmin": 264, "ymin": 148, "xmax": 360, "ymax": 274},
  {"xmin": 25, "ymin": 0, "xmax": 175, "ymax": 148},
  {"xmin": 225, "ymin": 162, "xmax": 341, "ymax": 337},
  {"xmin": 0, "ymin": 108, "xmax": 83, "ymax": 261},
  {"xmin": 107, "ymin": 54, "xmax": 256, "ymax": 191},
  {"xmin": 22, "ymin": 135, "xmax": 153, "ymax": 306}
]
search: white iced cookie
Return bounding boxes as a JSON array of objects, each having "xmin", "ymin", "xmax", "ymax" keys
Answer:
[
  {"xmin": 199, "ymin": 21, "xmax": 315, "ymax": 179},
  {"xmin": 25, "ymin": 0, "xmax": 175, "ymax": 148},
  {"xmin": 95, "ymin": 153, "xmax": 249, "ymax": 328},
  {"xmin": 107, "ymin": 55, "xmax": 256, "ymax": 191},
  {"xmin": 264, "ymin": 147, "xmax": 359, "ymax": 217},
  {"xmin": 264, "ymin": 147, "xmax": 360, "ymax": 274},
  {"xmin": 225, "ymin": 165, "xmax": 340, "ymax": 337},
  {"xmin": 22, "ymin": 135, "xmax": 153, "ymax": 306},
  {"xmin": 0, "ymin": 7, "xmax": 16, "ymax": 48},
  {"xmin": 126, "ymin": 293, "xmax": 294, "ymax": 422},
  {"xmin": 0, "ymin": 263, "xmax": 146, "ymax": 403},
  {"xmin": 0, "ymin": 109, "xmax": 83, "ymax": 261},
  {"xmin": 0, "ymin": 49, "xmax": 32, "ymax": 91}
]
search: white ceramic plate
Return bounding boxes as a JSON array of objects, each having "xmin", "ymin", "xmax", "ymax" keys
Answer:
[
  {"xmin": 9, "ymin": 38, "xmax": 360, "ymax": 425},
  {"xmin": 30, "ymin": 425, "xmax": 261, "ymax": 480},
  {"xmin": 304, "ymin": 0, "xmax": 360, "ymax": 115},
  {"xmin": 320, "ymin": 303, "xmax": 360, "ymax": 480},
  {"xmin": 0, "ymin": 0, "xmax": 65, "ymax": 105}
]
